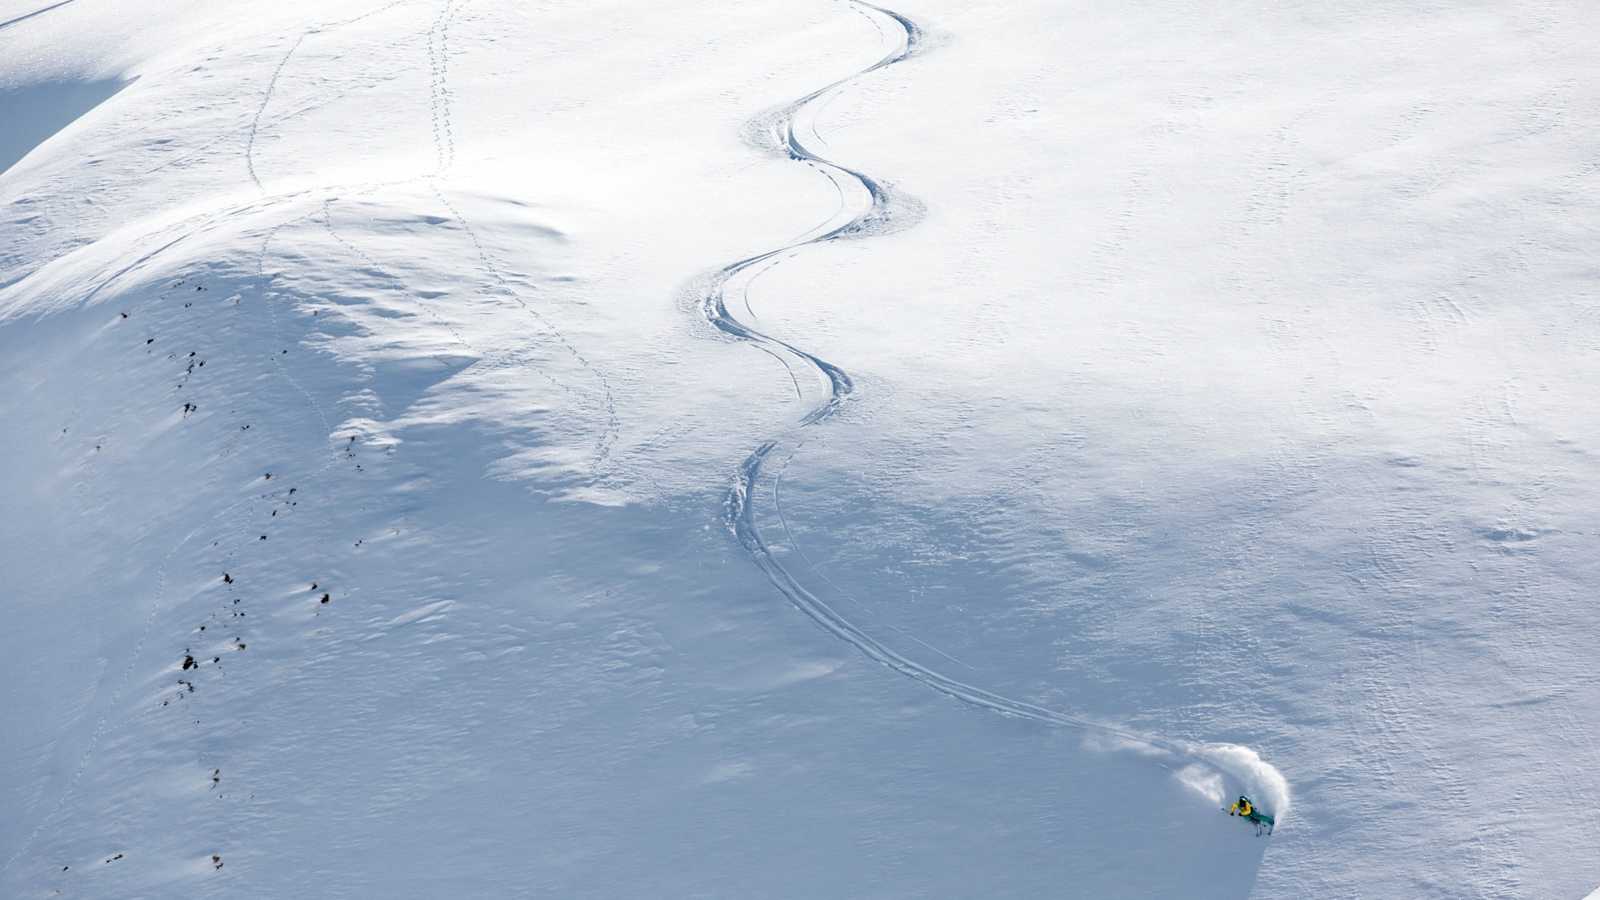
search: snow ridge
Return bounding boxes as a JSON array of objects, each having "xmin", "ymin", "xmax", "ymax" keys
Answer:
[{"xmin": 705, "ymin": 0, "xmax": 1291, "ymax": 823}]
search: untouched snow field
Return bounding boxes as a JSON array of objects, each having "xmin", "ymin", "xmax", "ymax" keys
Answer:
[{"xmin": 3, "ymin": 0, "xmax": 1599, "ymax": 896}]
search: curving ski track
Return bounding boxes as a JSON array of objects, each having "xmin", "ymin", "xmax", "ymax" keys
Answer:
[{"xmin": 706, "ymin": 1, "xmax": 1288, "ymax": 815}]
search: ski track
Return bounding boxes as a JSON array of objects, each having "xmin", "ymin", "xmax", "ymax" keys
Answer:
[
  {"xmin": 0, "ymin": 2, "xmax": 1298, "ymax": 882},
  {"xmin": 0, "ymin": 0, "xmax": 77, "ymax": 33},
  {"xmin": 705, "ymin": 0, "xmax": 1287, "ymax": 815},
  {"xmin": 769, "ymin": 444, "xmax": 979, "ymax": 673},
  {"xmin": 245, "ymin": 33, "xmax": 307, "ymax": 191},
  {"xmin": 246, "ymin": 0, "xmax": 414, "ymax": 191}
]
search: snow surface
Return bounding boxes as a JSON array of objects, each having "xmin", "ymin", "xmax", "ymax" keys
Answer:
[{"xmin": 2, "ymin": 0, "xmax": 1599, "ymax": 896}]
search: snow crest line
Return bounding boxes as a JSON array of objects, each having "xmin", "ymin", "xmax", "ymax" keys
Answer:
[{"xmin": 703, "ymin": 1, "xmax": 1291, "ymax": 821}]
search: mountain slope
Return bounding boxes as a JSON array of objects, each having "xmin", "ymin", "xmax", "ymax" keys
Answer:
[{"xmin": 3, "ymin": 0, "xmax": 1600, "ymax": 897}]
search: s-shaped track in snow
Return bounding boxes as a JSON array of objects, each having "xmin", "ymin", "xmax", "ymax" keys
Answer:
[{"xmin": 701, "ymin": 1, "xmax": 1291, "ymax": 815}]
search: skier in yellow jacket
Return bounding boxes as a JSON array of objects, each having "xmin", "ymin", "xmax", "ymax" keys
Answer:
[{"xmin": 1228, "ymin": 795, "xmax": 1275, "ymax": 834}]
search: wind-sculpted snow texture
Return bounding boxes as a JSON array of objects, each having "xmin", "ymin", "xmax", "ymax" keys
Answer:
[
  {"xmin": 706, "ymin": 0, "xmax": 1290, "ymax": 824},
  {"xmin": 5, "ymin": 0, "xmax": 1600, "ymax": 898}
]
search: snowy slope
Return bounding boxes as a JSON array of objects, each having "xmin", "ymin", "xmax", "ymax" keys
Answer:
[{"xmin": 3, "ymin": 0, "xmax": 1600, "ymax": 897}]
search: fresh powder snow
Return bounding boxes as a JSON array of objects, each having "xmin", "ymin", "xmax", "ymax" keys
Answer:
[{"xmin": 2, "ymin": 0, "xmax": 1598, "ymax": 897}]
